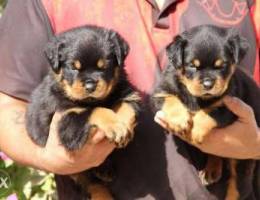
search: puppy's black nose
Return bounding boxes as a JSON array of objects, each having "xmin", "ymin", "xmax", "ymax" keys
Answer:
[
  {"xmin": 202, "ymin": 78, "xmax": 215, "ymax": 90},
  {"xmin": 85, "ymin": 80, "xmax": 97, "ymax": 93}
]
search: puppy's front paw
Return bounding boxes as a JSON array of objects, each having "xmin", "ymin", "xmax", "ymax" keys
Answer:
[
  {"xmin": 59, "ymin": 123, "xmax": 94, "ymax": 151},
  {"xmin": 160, "ymin": 95, "xmax": 192, "ymax": 139},
  {"xmin": 89, "ymin": 108, "xmax": 132, "ymax": 148},
  {"xmin": 191, "ymin": 131, "xmax": 205, "ymax": 144},
  {"xmin": 191, "ymin": 110, "xmax": 217, "ymax": 144},
  {"xmin": 57, "ymin": 107, "xmax": 93, "ymax": 151},
  {"xmin": 102, "ymin": 119, "xmax": 131, "ymax": 148},
  {"xmin": 164, "ymin": 110, "xmax": 192, "ymax": 137}
]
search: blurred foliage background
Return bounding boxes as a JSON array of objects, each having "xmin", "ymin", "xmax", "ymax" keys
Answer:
[
  {"xmin": 0, "ymin": 0, "xmax": 7, "ymax": 15},
  {"xmin": 0, "ymin": 157, "xmax": 57, "ymax": 200},
  {"xmin": 0, "ymin": 1, "xmax": 57, "ymax": 199}
]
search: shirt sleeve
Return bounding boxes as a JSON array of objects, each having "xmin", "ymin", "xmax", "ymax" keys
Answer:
[{"xmin": 0, "ymin": 0, "xmax": 54, "ymax": 101}]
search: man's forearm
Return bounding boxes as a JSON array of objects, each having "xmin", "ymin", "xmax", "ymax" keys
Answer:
[
  {"xmin": 0, "ymin": 93, "xmax": 42, "ymax": 168},
  {"xmin": 0, "ymin": 93, "xmax": 117, "ymax": 175}
]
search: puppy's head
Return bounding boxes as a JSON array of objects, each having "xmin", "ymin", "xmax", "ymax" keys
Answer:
[
  {"xmin": 166, "ymin": 25, "xmax": 249, "ymax": 99},
  {"xmin": 45, "ymin": 26, "xmax": 129, "ymax": 101}
]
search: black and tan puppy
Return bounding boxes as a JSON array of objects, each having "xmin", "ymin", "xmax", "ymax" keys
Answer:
[
  {"xmin": 26, "ymin": 25, "xmax": 141, "ymax": 199},
  {"xmin": 151, "ymin": 25, "xmax": 260, "ymax": 200}
]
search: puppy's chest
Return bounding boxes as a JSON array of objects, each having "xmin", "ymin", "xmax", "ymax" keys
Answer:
[
  {"xmin": 55, "ymin": 90, "xmax": 124, "ymax": 112},
  {"xmin": 57, "ymin": 99, "xmax": 118, "ymax": 113}
]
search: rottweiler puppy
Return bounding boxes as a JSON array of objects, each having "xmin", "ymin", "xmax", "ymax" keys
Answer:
[
  {"xmin": 26, "ymin": 25, "xmax": 141, "ymax": 199},
  {"xmin": 151, "ymin": 25, "xmax": 260, "ymax": 200}
]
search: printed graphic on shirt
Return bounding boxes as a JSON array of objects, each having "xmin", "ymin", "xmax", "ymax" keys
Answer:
[{"xmin": 196, "ymin": 0, "xmax": 249, "ymax": 25}]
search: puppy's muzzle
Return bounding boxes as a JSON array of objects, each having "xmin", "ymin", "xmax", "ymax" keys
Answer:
[
  {"xmin": 85, "ymin": 79, "xmax": 97, "ymax": 93},
  {"xmin": 202, "ymin": 78, "xmax": 215, "ymax": 90}
]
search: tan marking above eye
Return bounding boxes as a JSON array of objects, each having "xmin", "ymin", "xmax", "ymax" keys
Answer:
[
  {"xmin": 215, "ymin": 59, "xmax": 224, "ymax": 67},
  {"xmin": 192, "ymin": 59, "xmax": 201, "ymax": 68},
  {"xmin": 73, "ymin": 60, "xmax": 81, "ymax": 70},
  {"xmin": 97, "ymin": 58, "xmax": 106, "ymax": 69}
]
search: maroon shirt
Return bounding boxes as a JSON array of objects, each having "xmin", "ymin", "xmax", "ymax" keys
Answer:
[{"xmin": 0, "ymin": 0, "xmax": 259, "ymax": 199}]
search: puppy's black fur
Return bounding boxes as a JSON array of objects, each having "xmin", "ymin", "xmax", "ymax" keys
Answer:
[
  {"xmin": 26, "ymin": 25, "xmax": 141, "ymax": 199},
  {"xmin": 151, "ymin": 25, "xmax": 260, "ymax": 199},
  {"xmin": 26, "ymin": 25, "xmax": 140, "ymax": 150}
]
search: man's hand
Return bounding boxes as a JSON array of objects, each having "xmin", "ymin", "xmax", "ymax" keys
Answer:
[
  {"xmin": 0, "ymin": 93, "xmax": 115, "ymax": 175},
  {"xmin": 155, "ymin": 96, "xmax": 260, "ymax": 159},
  {"xmin": 40, "ymin": 112, "xmax": 115, "ymax": 174}
]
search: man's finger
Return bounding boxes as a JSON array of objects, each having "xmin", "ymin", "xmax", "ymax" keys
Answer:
[{"xmin": 223, "ymin": 96, "xmax": 254, "ymax": 122}]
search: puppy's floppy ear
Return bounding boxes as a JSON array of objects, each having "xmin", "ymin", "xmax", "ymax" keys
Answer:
[
  {"xmin": 44, "ymin": 37, "xmax": 65, "ymax": 73},
  {"xmin": 109, "ymin": 31, "xmax": 130, "ymax": 66},
  {"xmin": 166, "ymin": 35, "xmax": 187, "ymax": 69},
  {"xmin": 227, "ymin": 29, "xmax": 249, "ymax": 64}
]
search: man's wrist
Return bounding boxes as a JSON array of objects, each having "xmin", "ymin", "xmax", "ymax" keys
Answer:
[{"xmin": 33, "ymin": 145, "xmax": 50, "ymax": 172}]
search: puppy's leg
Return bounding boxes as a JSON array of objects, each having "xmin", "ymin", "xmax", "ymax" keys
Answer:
[
  {"xmin": 191, "ymin": 110, "xmax": 217, "ymax": 144},
  {"xmin": 225, "ymin": 159, "xmax": 239, "ymax": 200},
  {"xmin": 26, "ymin": 108, "xmax": 53, "ymax": 146},
  {"xmin": 199, "ymin": 155, "xmax": 223, "ymax": 185},
  {"xmin": 58, "ymin": 108, "xmax": 96, "ymax": 151},
  {"xmin": 159, "ymin": 94, "xmax": 192, "ymax": 138},
  {"xmin": 113, "ymin": 92, "xmax": 140, "ymax": 147},
  {"xmin": 71, "ymin": 172, "xmax": 114, "ymax": 200},
  {"xmin": 88, "ymin": 183, "xmax": 114, "ymax": 200},
  {"xmin": 26, "ymin": 98, "xmax": 55, "ymax": 146},
  {"xmin": 88, "ymin": 107, "xmax": 130, "ymax": 148}
]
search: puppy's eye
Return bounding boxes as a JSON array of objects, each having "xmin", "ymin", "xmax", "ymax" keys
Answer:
[
  {"xmin": 72, "ymin": 60, "xmax": 81, "ymax": 70},
  {"xmin": 97, "ymin": 59, "xmax": 107, "ymax": 69},
  {"xmin": 191, "ymin": 59, "xmax": 200, "ymax": 68},
  {"xmin": 188, "ymin": 59, "xmax": 200, "ymax": 70},
  {"xmin": 214, "ymin": 59, "xmax": 224, "ymax": 68}
]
